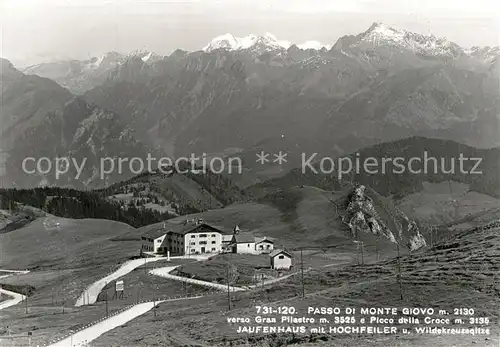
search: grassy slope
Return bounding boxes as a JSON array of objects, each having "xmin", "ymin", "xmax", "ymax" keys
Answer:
[
  {"xmin": 258, "ymin": 185, "xmax": 408, "ymax": 257},
  {"xmin": 136, "ymin": 202, "xmax": 290, "ymax": 243},
  {"xmin": 0, "ymin": 216, "xmax": 144, "ymax": 332},
  {"xmin": 161, "ymin": 173, "xmax": 223, "ymax": 210},
  {"xmin": 0, "ymin": 259, "xmax": 215, "ymax": 347},
  {"xmin": 0, "ymin": 216, "xmax": 146, "ymax": 346},
  {"xmin": 254, "ymin": 186, "xmax": 347, "ymax": 245},
  {"xmin": 0, "ymin": 217, "xmax": 140, "ymax": 270},
  {"xmin": 96, "ymin": 260, "xmax": 214, "ymax": 305},
  {"xmin": 396, "ymin": 181, "xmax": 500, "ymax": 226},
  {"xmin": 89, "ymin": 222, "xmax": 499, "ymax": 347},
  {"xmin": 177, "ymin": 251, "xmax": 356, "ymax": 288}
]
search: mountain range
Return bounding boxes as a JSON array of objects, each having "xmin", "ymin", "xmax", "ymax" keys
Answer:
[{"xmin": 1, "ymin": 22, "xmax": 499, "ymax": 190}]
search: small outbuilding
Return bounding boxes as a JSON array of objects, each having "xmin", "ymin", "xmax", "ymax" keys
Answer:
[
  {"xmin": 269, "ymin": 249, "xmax": 292, "ymax": 270},
  {"xmin": 233, "ymin": 233, "xmax": 257, "ymax": 254}
]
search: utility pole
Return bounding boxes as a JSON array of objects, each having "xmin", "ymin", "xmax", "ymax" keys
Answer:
[
  {"xmin": 24, "ymin": 288, "xmax": 28, "ymax": 314},
  {"xmin": 153, "ymin": 286, "xmax": 157, "ymax": 319},
  {"xmin": 355, "ymin": 227, "xmax": 361, "ymax": 265},
  {"xmin": 208, "ymin": 169, "xmax": 212, "ymax": 211},
  {"xmin": 300, "ymin": 249, "xmax": 305, "ymax": 299},
  {"xmin": 397, "ymin": 242, "xmax": 403, "ymax": 301},
  {"xmin": 105, "ymin": 287, "xmax": 109, "ymax": 316},
  {"xmin": 360, "ymin": 241, "xmax": 365, "ymax": 265},
  {"xmin": 226, "ymin": 262, "xmax": 231, "ymax": 310},
  {"xmin": 387, "ymin": 207, "xmax": 404, "ymax": 302}
]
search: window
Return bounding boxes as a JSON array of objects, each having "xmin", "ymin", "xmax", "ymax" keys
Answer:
[
  {"xmin": 190, "ymin": 242, "xmax": 195, "ymax": 246},
  {"xmin": 248, "ymin": 244, "xmax": 250, "ymax": 247},
  {"xmin": 191, "ymin": 249, "xmax": 196, "ymax": 253},
  {"xmin": 211, "ymin": 248, "xmax": 216, "ymax": 251},
  {"xmin": 211, "ymin": 234, "xmax": 216, "ymax": 237},
  {"xmin": 199, "ymin": 241, "xmax": 207, "ymax": 245},
  {"xmin": 211, "ymin": 241, "xmax": 216, "ymax": 244},
  {"xmin": 279, "ymin": 255, "xmax": 285, "ymax": 259},
  {"xmin": 199, "ymin": 234, "xmax": 207, "ymax": 238},
  {"xmin": 156, "ymin": 239, "xmax": 161, "ymax": 243},
  {"xmin": 191, "ymin": 235, "xmax": 196, "ymax": 239}
]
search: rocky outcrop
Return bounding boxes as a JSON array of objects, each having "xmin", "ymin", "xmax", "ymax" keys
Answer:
[
  {"xmin": 408, "ymin": 231, "xmax": 427, "ymax": 251},
  {"xmin": 344, "ymin": 185, "xmax": 425, "ymax": 250},
  {"xmin": 346, "ymin": 185, "xmax": 395, "ymax": 242}
]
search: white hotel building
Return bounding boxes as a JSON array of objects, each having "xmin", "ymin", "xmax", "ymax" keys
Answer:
[
  {"xmin": 142, "ymin": 219, "xmax": 229, "ymax": 255},
  {"xmin": 142, "ymin": 219, "xmax": 275, "ymax": 256}
]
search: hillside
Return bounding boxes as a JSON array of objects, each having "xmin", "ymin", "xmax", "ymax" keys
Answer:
[
  {"xmin": 99, "ymin": 169, "xmax": 249, "ymax": 215},
  {"xmin": 0, "ymin": 217, "xmax": 139, "ymax": 270},
  {"xmin": 0, "ymin": 167, "xmax": 250, "ymax": 229},
  {"xmin": 245, "ymin": 137, "xmax": 500, "ymax": 244},
  {"xmin": 0, "ymin": 216, "xmax": 145, "ymax": 337},
  {"xmin": 0, "ymin": 187, "xmax": 175, "ymax": 228},
  {"xmin": 257, "ymin": 185, "xmax": 423, "ymax": 254},
  {"xmin": 0, "ymin": 60, "xmax": 154, "ymax": 188},
  {"xmin": 247, "ymin": 136, "xmax": 500, "ymax": 204},
  {"xmin": 0, "ymin": 204, "xmax": 48, "ymax": 233},
  {"xmin": 396, "ymin": 181, "xmax": 500, "ymax": 227}
]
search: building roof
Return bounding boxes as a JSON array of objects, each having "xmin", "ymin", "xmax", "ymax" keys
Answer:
[
  {"xmin": 170, "ymin": 222, "xmax": 231, "ymax": 236},
  {"xmin": 143, "ymin": 222, "xmax": 229, "ymax": 239},
  {"xmin": 222, "ymin": 235, "xmax": 234, "ymax": 242},
  {"xmin": 269, "ymin": 249, "xmax": 292, "ymax": 258},
  {"xmin": 255, "ymin": 237, "xmax": 274, "ymax": 244},
  {"xmin": 143, "ymin": 227, "xmax": 169, "ymax": 239},
  {"xmin": 233, "ymin": 233, "xmax": 256, "ymax": 243}
]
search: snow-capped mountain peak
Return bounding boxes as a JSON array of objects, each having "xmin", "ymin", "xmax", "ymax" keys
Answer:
[
  {"xmin": 127, "ymin": 49, "xmax": 163, "ymax": 63},
  {"xmin": 297, "ymin": 40, "xmax": 332, "ymax": 50},
  {"xmin": 364, "ymin": 22, "xmax": 404, "ymax": 39},
  {"xmin": 85, "ymin": 51, "xmax": 125, "ymax": 71},
  {"xmin": 203, "ymin": 33, "xmax": 334, "ymax": 55},
  {"xmin": 358, "ymin": 22, "xmax": 464, "ymax": 58},
  {"xmin": 203, "ymin": 32, "xmax": 292, "ymax": 53},
  {"xmin": 202, "ymin": 33, "xmax": 239, "ymax": 51}
]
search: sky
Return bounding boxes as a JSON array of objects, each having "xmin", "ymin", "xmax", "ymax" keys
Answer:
[{"xmin": 1, "ymin": 0, "xmax": 499, "ymax": 67}]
